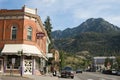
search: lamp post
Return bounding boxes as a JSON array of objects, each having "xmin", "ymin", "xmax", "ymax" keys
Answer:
[{"xmin": 18, "ymin": 50, "xmax": 23, "ymax": 77}]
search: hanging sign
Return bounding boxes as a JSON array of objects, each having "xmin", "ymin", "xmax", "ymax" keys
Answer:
[{"xmin": 36, "ymin": 32, "xmax": 45, "ymax": 39}]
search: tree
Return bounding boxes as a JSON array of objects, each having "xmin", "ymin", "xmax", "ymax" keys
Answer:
[
  {"xmin": 116, "ymin": 56, "xmax": 120, "ymax": 69},
  {"xmin": 44, "ymin": 16, "xmax": 52, "ymax": 40},
  {"xmin": 59, "ymin": 50, "xmax": 65, "ymax": 70},
  {"xmin": 104, "ymin": 57, "xmax": 113, "ymax": 69},
  {"xmin": 44, "ymin": 16, "xmax": 53, "ymax": 50}
]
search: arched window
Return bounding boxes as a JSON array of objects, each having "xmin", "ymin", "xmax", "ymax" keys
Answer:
[
  {"xmin": 27, "ymin": 27, "xmax": 32, "ymax": 40},
  {"xmin": 11, "ymin": 26, "xmax": 17, "ymax": 40}
]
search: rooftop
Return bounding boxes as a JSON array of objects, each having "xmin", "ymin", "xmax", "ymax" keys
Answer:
[{"xmin": 0, "ymin": 5, "xmax": 37, "ymax": 15}]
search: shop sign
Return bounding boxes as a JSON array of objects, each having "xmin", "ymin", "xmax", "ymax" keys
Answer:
[
  {"xmin": 12, "ymin": 58, "xmax": 15, "ymax": 64},
  {"xmin": 36, "ymin": 32, "xmax": 45, "ymax": 39}
]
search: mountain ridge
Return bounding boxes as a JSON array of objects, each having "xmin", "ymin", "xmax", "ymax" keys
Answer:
[
  {"xmin": 52, "ymin": 18, "xmax": 120, "ymax": 56},
  {"xmin": 52, "ymin": 18, "xmax": 120, "ymax": 39}
]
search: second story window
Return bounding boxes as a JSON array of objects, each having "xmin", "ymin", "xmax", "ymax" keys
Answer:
[
  {"xmin": 27, "ymin": 27, "xmax": 32, "ymax": 40},
  {"xmin": 11, "ymin": 26, "xmax": 17, "ymax": 40}
]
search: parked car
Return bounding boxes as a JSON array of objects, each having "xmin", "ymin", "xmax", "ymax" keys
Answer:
[
  {"xmin": 61, "ymin": 66, "xmax": 74, "ymax": 79},
  {"xmin": 102, "ymin": 69, "xmax": 112, "ymax": 74},
  {"xmin": 117, "ymin": 70, "xmax": 120, "ymax": 76},
  {"xmin": 76, "ymin": 69, "xmax": 83, "ymax": 73},
  {"xmin": 111, "ymin": 69, "xmax": 117, "ymax": 75}
]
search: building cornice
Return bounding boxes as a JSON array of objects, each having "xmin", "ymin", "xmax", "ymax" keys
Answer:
[{"xmin": 0, "ymin": 6, "xmax": 49, "ymax": 39}]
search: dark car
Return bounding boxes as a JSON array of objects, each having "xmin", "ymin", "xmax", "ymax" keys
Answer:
[
  {"xmin": 117, "ymin": 70, "xmax": 120, "ymax": 76},
  {"xmin": 102, "ymin": 69, "xmax": 112, "ymax": 74},
  {"xmin": 61, "ymin": 66, "xmax": 74, "ymax": 79},
  {"xmin": 76, "ymin": 69, "xmax": 83, "ymax": 73}
]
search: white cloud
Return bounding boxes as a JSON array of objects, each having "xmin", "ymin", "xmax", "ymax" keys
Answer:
[
  {"xmin": 105, "ymin": 16, "xmax": 120, "ymax": 27},
  {"xmin": 72, "ymin": 0, "xmax": 120, "ymax": 27},
  {"xmin": 24, "ymin": 0, "xmax": 120, "ymax": 30}
]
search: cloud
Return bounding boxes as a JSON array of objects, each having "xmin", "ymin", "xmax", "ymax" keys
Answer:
[
  {"xmin": 105, "ymin": 16, "xmax": 120, "ymax": 27},
  {"xmin": 1, "ymin": 0, "xmax": 120, "ymax": 30},
  {"xmin": 72, "ymin": 0, "xmax": 120, "ymax": 27},
  {"xmin": 25, "ymin": 0, "xmax": 120, "ymax": 30}
]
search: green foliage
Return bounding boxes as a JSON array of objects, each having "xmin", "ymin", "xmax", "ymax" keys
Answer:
[
  {"xmin": 52, "ymin": 18, "xmax": 120, "ymax": 56},
  {"xmin": 59, "ymin": 51, "xmax": 92, "ymax": 70},
  {"xmin": 59, "ymin": 50, "xmax": 65, "ymax": 69},
  {"xmin": 104, "ymin": 57, "xmax": 113, "ymax": 69},
  {"xmin": 44, "ymin": 16, "xmax": 52, "ymax": 39},
  {"xmin": 116, "ymin": 56, "xmax": 120, "ymax": 69},
  {"xmin": 54, "ymin": 32, "xmax": 120, "ymax": 56},
  {"xmin": 44, "ymin": 16, "xmax": 53, "ymax": 50}
]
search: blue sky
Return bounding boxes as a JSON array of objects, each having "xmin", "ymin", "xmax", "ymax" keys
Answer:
[{"xmin": 0, "ymin": 0, "xmax": 120, "ymax": 31}]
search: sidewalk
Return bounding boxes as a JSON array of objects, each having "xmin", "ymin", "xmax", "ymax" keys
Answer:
[
  {"xmin": 0, "ymin": 73, "xmax": 58, "ymax": 80},
  {"xmin": 0, "ymin": 75, "xmax": 33, "ymax": 80},
  {"xmin": 25, "ymin": 73, "xmax": 59, "ymax": 80}
]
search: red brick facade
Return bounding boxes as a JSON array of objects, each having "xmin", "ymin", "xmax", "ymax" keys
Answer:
[
  {"xmin": 0, "ymin": 7, "xmax": 47, "ymax": 55},
  {"xmin": 0, "ymin": 6, "xmax": 50, "ymax": 75}
]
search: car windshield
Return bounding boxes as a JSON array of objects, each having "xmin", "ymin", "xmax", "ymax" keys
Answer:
[{"xmin": 63, "ymin": 67, "xmax": 72, "ymax": 71}]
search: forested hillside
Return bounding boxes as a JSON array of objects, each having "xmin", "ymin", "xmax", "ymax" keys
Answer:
[{"xmin": 52, "ymin": 18, "xmax": 120, "ymax": 56}]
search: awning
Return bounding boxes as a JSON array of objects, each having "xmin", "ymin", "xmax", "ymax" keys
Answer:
[{"xmin": 1, "ymin": 44, "xmax": 43, "ymax": 57}]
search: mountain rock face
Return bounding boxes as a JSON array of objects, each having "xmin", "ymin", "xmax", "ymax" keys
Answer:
[
  {"xmin": 52, "ymin": 18, "xmax": 120, "ymax": 56},
  {"xmin": 52, "ymin": 18, "xmax": 119, "ymax": 39}
]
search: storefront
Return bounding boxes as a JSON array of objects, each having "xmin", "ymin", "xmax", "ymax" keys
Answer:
[
  {"xmin": 0, "ymin": 6, "xmax": 50, "ymax": 75},
  {"xmin": 1, "ymin": 44, "xmax": 46, "ymax": 75}
]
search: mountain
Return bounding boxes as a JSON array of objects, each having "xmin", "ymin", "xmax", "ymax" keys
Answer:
[
  {"xmin": 52, "ymin": 18, "xmax": 120, "ymax": 39},
  {"xmin": 52, "ymin": 18, "xmax": 120, "ymax": 56}
]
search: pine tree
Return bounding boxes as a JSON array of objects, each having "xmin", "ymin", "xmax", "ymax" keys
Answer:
[
  {"xmin": 44, "ymin": 16, "xmax": 52, "ymax": 40},
  {"xmin": 44, "ymin": 16, "xmax": 53, "ymax": 50}
]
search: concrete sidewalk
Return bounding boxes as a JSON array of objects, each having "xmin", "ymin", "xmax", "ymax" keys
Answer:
[
  {"xmin": 0, "ymin": 73, "xmax": 58, "ymax": 80},
  {"xmin": 0, "ymin": 75, "xmax": 33, "ymax": 80},
  {"xmin": 25, "ymin": 73, "xmax": 59, "ymax": 80}
]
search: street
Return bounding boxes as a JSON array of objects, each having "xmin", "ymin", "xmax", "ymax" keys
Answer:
[{"xmin": 58, "ymin": 72, "xmax": 120, "ymax": 80}]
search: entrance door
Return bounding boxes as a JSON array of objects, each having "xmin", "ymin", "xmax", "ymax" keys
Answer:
[
  {"xmin": 0, "ymin": 59, "xmax": 3, "ymax": 72},
  {"xmin": 23, "ymin": 60, "xmax": 32, "ymax": 74}
]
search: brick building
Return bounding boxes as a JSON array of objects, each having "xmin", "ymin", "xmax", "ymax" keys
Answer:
[{"xmin": 0, "ymin": 6, "xmax": 50, "ymax": 75}]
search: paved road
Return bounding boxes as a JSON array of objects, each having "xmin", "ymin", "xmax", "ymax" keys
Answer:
[
  {"xmin": 58, "ymin": 72, "xmax": 120, "ymax": 80},
  {"xmin": 1, "ymin": 72, "xmax": 119, "ymax": 80}
]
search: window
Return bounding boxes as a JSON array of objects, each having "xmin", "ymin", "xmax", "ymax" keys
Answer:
[
  {"xmin": 27, "ymin": 27, "xmax": 32, "ymax": 40},
  {"xmin": 7, "ymin": 55, "xmax": 20, "ymax": 69},
  {"xmin": 11, "ymin": 26, "xmax": 17, "ymax": 40}
]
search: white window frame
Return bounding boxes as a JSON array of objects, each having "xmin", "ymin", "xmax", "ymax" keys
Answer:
[
  {"xmin": 11, "ymin": 26, "xmax": 17, "ymax": 40},
  {"xmin": 27, "ymin": 27, "xmax": 32, "ymax": 40}
]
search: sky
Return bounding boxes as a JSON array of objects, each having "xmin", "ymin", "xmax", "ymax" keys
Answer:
[{"xmin": 0, "ymin": 0, "xmax": 120, "ymax": 31}]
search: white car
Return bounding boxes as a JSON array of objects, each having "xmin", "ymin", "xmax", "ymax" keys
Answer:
[{"xmin": 111, "ymin": 69, "xmax": 117, "ymax": 75}]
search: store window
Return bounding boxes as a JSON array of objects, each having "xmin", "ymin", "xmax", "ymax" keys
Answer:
[
  {"xmin": 27, "ymin": 27, "xmax": 32, "ymax": 40},
  {"xmin": 7, "ymin": 55, "xmax": 20, "ymax": 69},
  {"xmin": 11, "ymin": 26, "xmax": 17, "ymax": 40}
]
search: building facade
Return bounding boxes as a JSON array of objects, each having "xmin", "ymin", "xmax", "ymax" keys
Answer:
[
  {"xmin": 92, "ymin": 56, "xmax": 116, "ymax": 72},
  {"xmin": 0, "ymin": 6, "xmax": 50, "ymax": 75}
]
